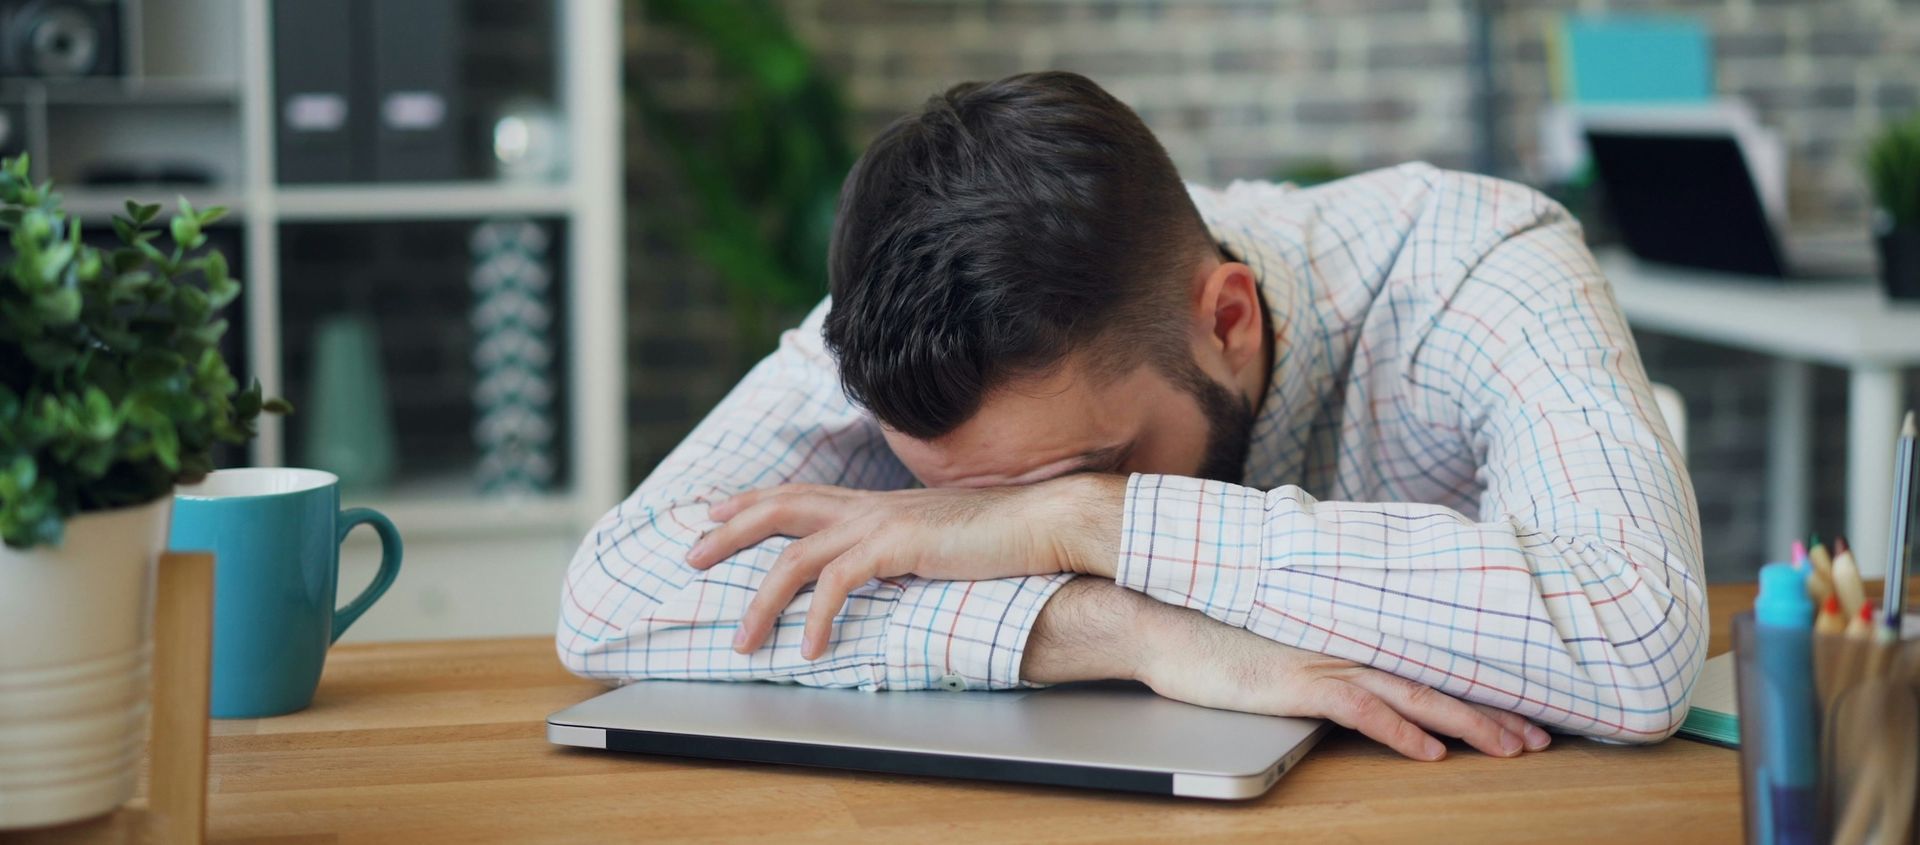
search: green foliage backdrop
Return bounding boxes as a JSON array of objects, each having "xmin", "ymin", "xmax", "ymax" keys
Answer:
[{"xmin": 631, "ymin": 0, "xmax": 852, "ymax": 353}]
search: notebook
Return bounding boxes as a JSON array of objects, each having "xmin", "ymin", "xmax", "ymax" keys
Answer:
[{"xmin": 1678, "ymin": 652, "xmax": 1738, "ymax": 748}]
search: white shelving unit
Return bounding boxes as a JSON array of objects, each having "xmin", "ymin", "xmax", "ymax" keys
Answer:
[
  {"xmin": 274, "ymin": 184, "xmax": 577, "ymax": 221},
  {"xmin": 55, "ymin": 188, "xmax": 247, "ymax": 220},
  {"xmin": 11, "ymin": 0, "xmax": 627, "ymax": 641}
]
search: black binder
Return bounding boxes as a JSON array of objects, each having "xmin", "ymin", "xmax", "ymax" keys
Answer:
[
  {"xmin": 0, "ymin": 101, "xmax": 26, "ymax": 161},
  {"xmin": 271, "ymin": 0, "xmax": 359, "ymax": 184},
  {"xmin": 362, "ymin": 0, "xmax": 462, "ymax": 182}
]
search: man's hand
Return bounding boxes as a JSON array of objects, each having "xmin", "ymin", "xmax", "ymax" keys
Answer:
[
  {"xmin": 1024, "ymin": 579, "xmax": 1553, "ymax": 762},
  {"xmin": 687, "ymin": 475, "xmax": 1126, "ymax": 659}
]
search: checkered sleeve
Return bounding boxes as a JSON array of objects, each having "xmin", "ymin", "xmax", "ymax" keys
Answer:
[
  {"xmin": 1116, "ymin": 219, "xmax": 1707, "ymax": 741},
  {"xmin": 556, "ymin": 301, "xmax": 1071, "ymax": 690}
]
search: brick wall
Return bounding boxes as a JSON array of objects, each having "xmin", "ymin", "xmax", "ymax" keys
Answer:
[{"xmin": 623, "ymin": 0, "xmax": 1920, "ymax": 579}]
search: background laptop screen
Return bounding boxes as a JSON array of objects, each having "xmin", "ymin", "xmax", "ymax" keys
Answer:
[{"xmin": 1585, "ymin": 130, "xmax": 1790, "ymax": 278}]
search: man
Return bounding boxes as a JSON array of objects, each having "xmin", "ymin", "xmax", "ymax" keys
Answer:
[{"xmin": 559, "ymin": 72, "xmax": 1705, "ymax": 762}]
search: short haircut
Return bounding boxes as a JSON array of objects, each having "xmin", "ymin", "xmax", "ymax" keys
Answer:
[{"xmin": 824, "ymin": 71, "xmax": 1215, "ymax": 440}]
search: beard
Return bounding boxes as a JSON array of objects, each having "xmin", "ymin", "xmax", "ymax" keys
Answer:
[{"xmin": 1166, "ymin": 359, "xmax": 1256, "ymax": 485}]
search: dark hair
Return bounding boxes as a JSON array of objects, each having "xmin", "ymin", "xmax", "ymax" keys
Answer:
[{"xmin": 824, "ymin": 71, "xmax": 1214, "ymax": 439}]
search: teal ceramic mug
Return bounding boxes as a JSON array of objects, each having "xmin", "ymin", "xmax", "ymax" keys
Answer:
[{"xmin": 169, "ymin": 468, "xmax": 402, "ymax": 718}]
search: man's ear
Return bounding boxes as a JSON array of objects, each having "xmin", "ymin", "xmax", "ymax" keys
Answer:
[{"xmin": 1192, "ymin": 260, "xmax": 1264, "ymax": 375}]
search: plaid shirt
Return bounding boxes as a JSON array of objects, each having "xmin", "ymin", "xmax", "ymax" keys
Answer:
[{"xmin": 559, "ymin": 164, "xmax": 1707, "ymax": 741}]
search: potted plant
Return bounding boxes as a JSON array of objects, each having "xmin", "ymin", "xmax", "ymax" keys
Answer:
[
  {"xmin": 1867, "ymin": 113, "xmax": 1920, "ymax": 301},
  {"xmin": 0, "ymin": 155, "xmax": 286, "ymax": 830}
]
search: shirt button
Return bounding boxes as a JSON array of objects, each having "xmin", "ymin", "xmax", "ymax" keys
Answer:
[{"xmin": 937, "ymin": 674, "xmax": 968, "ymax": 692}]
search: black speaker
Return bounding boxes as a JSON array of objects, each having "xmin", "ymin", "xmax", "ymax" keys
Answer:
[{"xmin": 0, "ymin": 0, "xmax": 123, "ymax": 79}]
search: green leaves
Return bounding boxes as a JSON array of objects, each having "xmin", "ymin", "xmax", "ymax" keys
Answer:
[
  {"xmin": 76, "ymin": 388, "xmax": 117, "ymax": 441},
  {"xmin": 0, "ymin": 454, "xmax": 36, "ymax": 500},
  {"xmin": 637, "ymin": 0, "xmax": 852, "ymax": 356},
  {"xmin": 1868, "ymin": 113, "xmax": 1920, "ymax": 227},
  {"xmin": 0, "ymin": 457, "xmax": 62, "ymax": 548},
  {"xmin": 31, "ymin": 285, "xmax": 80, "ymax": 324},
  {"xmin": 203, "ymin": 251, "xmax": 237, "ymax": 309},
  {"xmin": 124, "ymin": 199, "xmax": 160, "ymax": 225},
  {"xmin": 169, "ymin": 213, "xmax": 203, "ymax": 251},
  {"xmin": 233, "ymin": 381, "xmax": 262, "ymax": 419},
  {"xmin": 0, "ymin": 154, "xmax": 288, "ymax": 549}
]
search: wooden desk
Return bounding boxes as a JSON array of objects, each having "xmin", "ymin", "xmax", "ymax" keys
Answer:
[{"xmin": 32, "ymin": 584, "xmax": 1777, "ymax": 844}]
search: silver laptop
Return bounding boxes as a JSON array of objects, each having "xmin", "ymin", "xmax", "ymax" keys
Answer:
[{"xmin": 547, "ymin": 679, "xmax": 1327, "ymax": 800}]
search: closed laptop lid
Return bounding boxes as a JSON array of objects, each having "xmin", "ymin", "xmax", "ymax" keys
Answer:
[{"xmin": 548, "ymin": 679, "xmax": 1324, "ymax": 780}]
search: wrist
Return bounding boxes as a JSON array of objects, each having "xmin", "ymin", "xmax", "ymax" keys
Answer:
[
  {"xmin": 1039, "ymin": 473, "xmax": 1124, "ymax": 579},
  {"xmin": 1125, "ymin": 593, "xmax": 1183, "ymax": 690},
  {"xmin": 1019, "ymin": 578, "xmax": 1152, "ymax": 684}
]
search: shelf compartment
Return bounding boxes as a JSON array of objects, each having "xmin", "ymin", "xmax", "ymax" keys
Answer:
[
  {"xmin": 278, "ymin": 218, "xmax": 574, "ymax": 517},
  {"xmin": 56, "ymin": 188, "xmax": 245, "ymax": 220},
  {"xmin": 0, "ymin": 77, "xmax": 240, "ymax": 106},
  {"xmin": 275, "ymin": 183, "xmax": 574, "ymax": 221}
]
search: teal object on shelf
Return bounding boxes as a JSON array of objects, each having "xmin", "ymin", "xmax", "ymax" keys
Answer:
[
  {"xmin": 1557, "ymin": 14, "xmax": 1713, "ymax": 104},
  {"xmin": 303, "ymin": 314, "xmax": 397, "ymax": 493}
]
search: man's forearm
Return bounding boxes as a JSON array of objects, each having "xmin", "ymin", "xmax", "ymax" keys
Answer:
[
  {"xmin": 1019, "ymin": 577, "xmax": 1155, "ymax": 684},
  {"xmin": 1018, "ymin": 572, "xmax": 1551, "ymax": 760}
]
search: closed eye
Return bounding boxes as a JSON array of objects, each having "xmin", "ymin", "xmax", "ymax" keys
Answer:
[{"xmin": 1069, "ymin": 442, "xmax": 1133, "ymax": 476}]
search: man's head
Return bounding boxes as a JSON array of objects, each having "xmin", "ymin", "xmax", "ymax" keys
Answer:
[{"xmin": 825, "ymin": 71, "xmax": 1268, "ymax": 488}]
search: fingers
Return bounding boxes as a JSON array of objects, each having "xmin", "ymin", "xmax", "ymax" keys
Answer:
[
  {"xmin": 690, "ymin": 491, "xmax": 847, "ymax": 570},
  {"xmin": 1312, "ymin": 678, "xmax": 1447, "ymax": 762},
  {"xmin": 1472, "ymin": 702, "xmax": 1551, "ymax": 751},
  {"xmin": 800, "ymin": 545, "xmax": 883, "ymax": 660},
  {"xmin": 1345, "ymin": 671, "xmax": 1530, "ymax": 758},
  {"xmin": 732, "ymin": 523, "xmax": 865, "ymax": 654},
  {"xmin": 708, "ymin": 484, "xmax": 836, "ymax": 521}
]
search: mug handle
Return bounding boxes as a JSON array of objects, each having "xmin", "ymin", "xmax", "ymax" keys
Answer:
[{"xmin": 332, "ymin": 507, "xmax": 403, "ymax": 644}]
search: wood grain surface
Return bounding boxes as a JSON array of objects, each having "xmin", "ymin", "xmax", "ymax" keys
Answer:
[{"xmin": 16, "ymin": 582, "xmax": 1817, "ymax": 844}]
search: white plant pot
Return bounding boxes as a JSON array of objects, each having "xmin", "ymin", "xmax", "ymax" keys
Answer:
[{"xmin": 0, "ymin": 496, "xmax": 172, "ymax": 830}]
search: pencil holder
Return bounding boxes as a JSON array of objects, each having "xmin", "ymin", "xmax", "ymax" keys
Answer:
[{"xmin": 1734, "ymin": 612, "xmax": 1920, "ymax": 845}]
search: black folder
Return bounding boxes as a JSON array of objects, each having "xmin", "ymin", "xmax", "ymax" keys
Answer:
[
  {"xmin": 362, "ymin": 0, "xmax": 462, "ymax": 182},
  {"xmin": 0, "ymin": 101, "xmax": 26, "ymax": 161},
  {"xmin": 272, "ymin": 0, "xmax": 359, "ymax": 183}
]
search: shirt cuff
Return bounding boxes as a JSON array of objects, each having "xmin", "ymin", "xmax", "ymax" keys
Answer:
[
  {"xmin": 1114, "ymin": 473, "xmax": 1267, "ymax": 630},
  {"xmin": 882, "ymin": 572, "xmax": 1075, "ymax": 691}
]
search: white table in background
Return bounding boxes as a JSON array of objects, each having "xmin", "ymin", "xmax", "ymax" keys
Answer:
[{"xmin": 1597, "ymin": 250, "xmax": 1920, "ymax": 576}]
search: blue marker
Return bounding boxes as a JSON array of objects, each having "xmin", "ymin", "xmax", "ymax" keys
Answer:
[{"xmin": 1754, "ymin": 561, "xmax": 1818, "ymax": 845}]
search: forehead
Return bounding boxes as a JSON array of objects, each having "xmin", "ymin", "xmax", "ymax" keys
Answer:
[{"xmin": 883, "ymin": 360, "xmax": 1157, "ymax": 487}]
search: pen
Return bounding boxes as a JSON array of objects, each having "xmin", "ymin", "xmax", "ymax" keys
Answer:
[
  {"xmin": 1754, "ymin": 561, "xmax": 1818, "ymax": 845},
  {"xmin": 1832, "ymin": 536, "xmax": 1865, "ymax": 619},
  {"xmin": 1846, "ymin": 602, "xmax": 1876, "ymax": 640},
  {"xmin": 1814, "ymin": 595, "xmax": 1845, "ymax": 636},
  {"xmin": 1807, "ymin": 536, "xmax": 1834, "ymax": 604},
  {"xmin": 1884, "ymin": 411, "xmax": 1915, "ymax": 634},
  {"xmin": 1832, "ymin": 636, "xmax": 1913, "ymax": 845}
]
